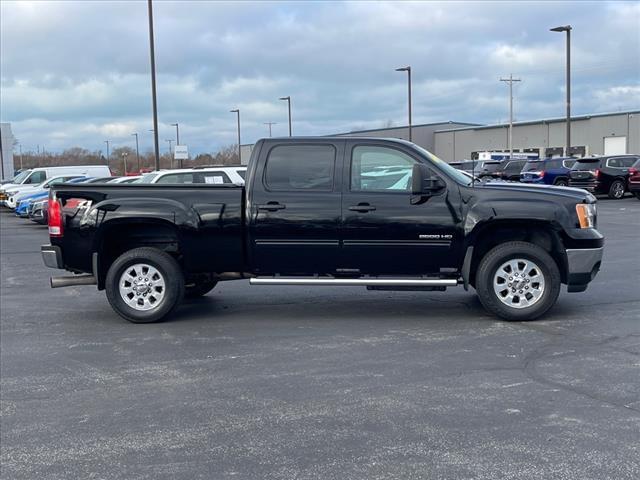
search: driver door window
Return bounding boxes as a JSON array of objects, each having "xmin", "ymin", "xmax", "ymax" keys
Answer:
[{"xmin": 350, "ymin": 146, "xmax": 415, "ymax": 192}]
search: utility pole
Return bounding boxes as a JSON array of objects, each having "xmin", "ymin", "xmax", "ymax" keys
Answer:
[
  {"xmin": 264, "ymin": 122, "xmax": 277, "ymax": 137},
  {"xmin": 166, "ymin": 139, "xmax": 174, "ymax": 168},
  {"xmin": 230, "ymin": 109, "xmax": 241, "ymax": 164},
  {"xmin": 550, "ymin": 25, "xmax": 572, "ymax": 156},
  {"xmin": 279, "ymin": 96, "xmax": 292, "ymax": 136},
  {"xmin": 147, "ymin": 0, "xmax": 160, "ymax": 171},
  {"xmin": 18, "ymin": 143, "xmax": 23, "ymax": 170},
  {"xmin": 131, "ymin": 133, "xmax": 140, "ymax": 172},
  {"xmin": 121, "ymin": 152, "xmax": 129, "ymax": 175},
  {"xmin": 104, "ymin": 140, "xmax": 110, "ymax": 163},
  {"xmin": 395, "ymin": 66, "xmax": 412, "ymax": 142},
  {"xmin": 500, "ymin": 74, "xmax": 521, "ymax": 159}
]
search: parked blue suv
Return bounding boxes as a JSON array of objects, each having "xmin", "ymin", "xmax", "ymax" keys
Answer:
[{"xmin": 520, "ymin": 157, "xmax": 576, "ymax": 186}]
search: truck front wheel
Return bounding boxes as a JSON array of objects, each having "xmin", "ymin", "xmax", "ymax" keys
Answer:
[
  {"xmin": 105, "ymin": 247, "xmax": 185, "ymax": 323},
  {"xmin": 475, "ymin": 241, "xmax": 561, "ymax": 321}
]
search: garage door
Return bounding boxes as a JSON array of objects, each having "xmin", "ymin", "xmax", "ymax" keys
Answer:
[{"xmin": 604, "ymin": 136, "xmax": 627, "ymax": 155}]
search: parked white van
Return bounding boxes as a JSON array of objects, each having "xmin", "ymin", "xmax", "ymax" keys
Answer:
[
  {"xmin": 137, "ymin": 166, "xmax": 246, "ymax": 185},
  {"xmin": 0, "ymin": 165, "xmax": 111, "ymax": 205}
]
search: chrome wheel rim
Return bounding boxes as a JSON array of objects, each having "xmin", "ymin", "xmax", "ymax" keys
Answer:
[
  {"xmin": 613, "ymin": 182, "xmax": 624, "ymax": 198},
  {"xmin": 119, "ymin": 263, "xmax": 166, "ymax": 311},
  {"xmin": 493, "ymin": 258, "xmax": 545, "ymax": 309}
]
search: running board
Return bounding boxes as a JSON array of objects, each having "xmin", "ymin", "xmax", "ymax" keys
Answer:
[{"xmin": 250, "ymin": 277, "xmax": 458, "ymax": 287}]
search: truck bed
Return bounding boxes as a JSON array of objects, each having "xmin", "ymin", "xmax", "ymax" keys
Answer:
[{"xmin": 51, "ymin": 183, "xmax": 246, "ymax": 275}]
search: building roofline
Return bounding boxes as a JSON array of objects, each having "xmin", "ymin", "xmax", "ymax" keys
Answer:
[
  {"xmin": 434, "ymin": 110, "xmax": 640, "ymax": 133},
  {"xmin": 333, "ymin": 120, "xmax": 481, "ymax": 135}
]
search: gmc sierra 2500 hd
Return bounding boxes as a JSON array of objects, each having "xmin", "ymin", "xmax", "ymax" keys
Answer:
[{"xmin": 42, "ymin": 137, "xmax": 604, "ymax": 323}]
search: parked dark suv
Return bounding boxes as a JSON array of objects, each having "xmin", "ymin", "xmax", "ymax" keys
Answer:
[
  {"xmin": 569, "ymin": 155, "xmax": 639, "ymax": 199},
  {"xmin": 450, "ymin": 160, "xmax": 502, "ymax": 179},
  {"xmin": 493, "ymin": 159, "xmax": 528, "ymax": 182},
  {"xmin": 628, "ymin": 158, "xmax": 640, "ymax": 200}
]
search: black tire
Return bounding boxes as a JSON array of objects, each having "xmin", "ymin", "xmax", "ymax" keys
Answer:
[
  {"xmin": 105, "ymin": 247, "xmax": 184, "ymax": 323},
  {"xmin": 475, "ymin": 241, "xmax": 561, "ymax": 321},
  {"xmin": 185, "ymin": 280, "xmax": 218, "ymax": 298},
  {"xmin": 608, "ymin": 179, "xmax": 625, "ymax": 199},
  {"xmin": 553, "ymin": 178, "xmax": 568, "ymax": 187}
]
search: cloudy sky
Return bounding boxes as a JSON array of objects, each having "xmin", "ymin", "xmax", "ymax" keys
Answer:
[{"xmin": 1, "ymin": 0, "xmax": 639, "ymax": 155}]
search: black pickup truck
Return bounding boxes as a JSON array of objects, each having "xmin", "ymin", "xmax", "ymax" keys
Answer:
[{"xmin": 42, "ymin": 137, "xmax": 604, "ymax": 323}]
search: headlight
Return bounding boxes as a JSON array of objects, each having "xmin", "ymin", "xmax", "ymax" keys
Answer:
[{"xmin": 576, "ymin": 203, "xmax": 596, "ymax": 229}]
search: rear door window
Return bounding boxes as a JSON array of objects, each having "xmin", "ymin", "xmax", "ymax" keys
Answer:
[
  {"xmin": 265, "ymin": 144, "xmax": 336, "ymax": 191},
  {"xmin": 505, "ymin": 160, "xmax": 526, "ymax": 173},
  {"xmin": 195, "ymin": 171, "xmax": 232, "ymax": 184}
]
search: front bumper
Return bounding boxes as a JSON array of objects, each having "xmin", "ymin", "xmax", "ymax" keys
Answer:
[
  {"xmin": 42, "ymin": 244, "xmax": 64, "ymax": 269},
  {"xmin": 565, "ymin": 247, "xmax": 603, "ymax": 292}
]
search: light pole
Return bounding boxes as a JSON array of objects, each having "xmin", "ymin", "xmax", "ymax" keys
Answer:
[
  {"xmin": 166, "ymin": 139, "xmax": 174, "ymax": 168},
  {"xmin": 147, "ymin": 0, "xmax": 160, "ymax": 171},
  {"xmin": 395, "ymin": 66, "xmax": 412, "ymax": 142},
  {"xmin": 500, "ymin": 74, "xmax": 521, "ymax": 159},
  {"xmin": 104, "ymin": 140, "xmax": 110, "ymax": 164},
  {"xmin": 230, "ymin": 109, "xmax": 241, "ymax": 164},
  {"xmin": 121, "ymin": 152, "xmax": 129, "ymax": 175},
  {"xmin": 131, "ymin": 133, "xmax": 140, "ymax": 172},
  {"xmin": 170, "ymin": 123, "xmax": 181, "ymax": 168},
  {"xmin": 18, "ymin": 143, "xmax": 23, "ymax": 170},
  {"xmin": 550, "ymin": 24, "xmax": 572, "ymax": 156},
  {"xmin": 279, "ymin": 96, "xmax": 292, "ymax": 136},
  {"xmin": 264, "ymin": 122, "xmax": 277, "ymax": 137}
]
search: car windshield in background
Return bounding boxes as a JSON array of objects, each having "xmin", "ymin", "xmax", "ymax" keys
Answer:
[
  {"xmin": 563, "ymin": 159, "xmax": 576, "ymax": 168},
  {"xmin": 11, "ymin": 170, "xmax": 31, "ymax": 183},
  {"xmin": 237, "ymin": 170, "xmax": 246, "ymax": 180},
  {"xmin": 138, "ymin": 173, "xmax": 159, "ymax": 183}
]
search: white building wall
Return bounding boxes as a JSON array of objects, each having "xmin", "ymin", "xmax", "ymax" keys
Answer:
[{"xmin": 0, "ymin": 123, "xmax": 15, "ymax": 180}]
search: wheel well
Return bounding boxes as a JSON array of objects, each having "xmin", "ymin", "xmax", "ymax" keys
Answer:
[
  {"xmin": 96, "ymin": 221, "xmax": 181, "ymax": 289},
  {"xmin": 468, "ymin": 222, "xmax": 567, "ymax": 286}
]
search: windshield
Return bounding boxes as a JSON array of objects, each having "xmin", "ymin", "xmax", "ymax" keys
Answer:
[
  {"xmin": 138, "ymin": 173, "xmax": 159, "ymax": 183},
  {"xmin": 412, "ymin": 145, "xmax": 473, "ymax": 186},
  {"xmin": 11, "ymin": 170, "xmax": 32, "ymax": 184}
]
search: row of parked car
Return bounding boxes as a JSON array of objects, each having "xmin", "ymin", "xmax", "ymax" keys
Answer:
[
  {"xmin": 0, "ymin": 165, "xmax": 247, "ymax": 223},
  {"xmin": 451, "ymin": 154, "xmax": 640, "ymax": 200}
]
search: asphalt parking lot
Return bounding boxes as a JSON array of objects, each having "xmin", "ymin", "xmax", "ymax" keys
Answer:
[{"xmin": 1, "ymin": 197, "xmax": 639, "ymax": 480}]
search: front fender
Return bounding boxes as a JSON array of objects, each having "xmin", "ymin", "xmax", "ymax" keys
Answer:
[{"xmin": 464, "ymin": 199, "xmax": 571, "ymax": 239}]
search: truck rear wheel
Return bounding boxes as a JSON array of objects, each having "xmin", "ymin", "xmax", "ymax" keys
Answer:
[
  {"xmin": 105, "ymin": 247, "xmax": 185, "ymax": 323},
  {"xmin": 475, "ymin": 241, "xmax": 561, "ymax": 321}
]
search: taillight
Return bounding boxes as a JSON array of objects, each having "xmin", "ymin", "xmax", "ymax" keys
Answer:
[
  {"xmin": 539, "ymin": 171, "xmax": 545, "ymax": 178},
  {"xmin": 48, "ymin": 198, "xmax": 63, "ymax": 237},
  {"xmin": 629, "ymin": 168, "xmax": 638, "ymax": 176},
  {"xmin": 595, "ymin": 169, "xmax": 600, "ymax": 179}
]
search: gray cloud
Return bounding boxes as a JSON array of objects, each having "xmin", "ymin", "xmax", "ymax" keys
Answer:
[{"xmin": 1, "ymin": 0, "xmax": 638, "ymax": 154}]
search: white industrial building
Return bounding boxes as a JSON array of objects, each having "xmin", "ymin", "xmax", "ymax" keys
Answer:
[
  {"xmin": 239, "ymin": 110, "xmax": 639, "ymax": 164},
  {"xmin": 0, "ymin": 122, "xmax": 15, "ymax": 180}
]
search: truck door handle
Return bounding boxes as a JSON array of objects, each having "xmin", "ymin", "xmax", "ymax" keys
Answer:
[
  {"xmin": 257, "ymin": 202, "xmax": 286, "ymax": 212},
  {"xmin": 349, "ymin": 203, "xmax": 376, "ymax": 212}
]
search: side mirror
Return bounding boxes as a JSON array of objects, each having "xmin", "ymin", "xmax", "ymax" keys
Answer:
[{"xmin": 411, "ymin": 164, "xmax": 446, "ymax": 197}]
